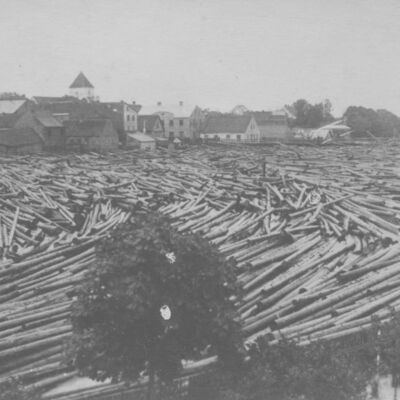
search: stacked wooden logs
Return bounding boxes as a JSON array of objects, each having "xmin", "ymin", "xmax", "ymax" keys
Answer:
[{"xmin": 0, "ymin": 142, "xmax": 399, "ymax": 397}]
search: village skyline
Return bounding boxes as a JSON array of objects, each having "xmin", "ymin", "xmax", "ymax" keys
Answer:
[{"xmin": 1, "ymin": 0, "xmax": 400, "ymax": 116}]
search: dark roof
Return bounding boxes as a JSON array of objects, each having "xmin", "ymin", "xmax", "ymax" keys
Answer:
[
  {"xmin": 35, "ymin": 113, "xmax": 63, "ymax": 128},
  {"xmin": 33, "ymin": 96, "xmax": 79, "ymax": 104},
  {"xmin": 102, "ymin": 102, "xmax": 123, "ymax": 113},
  {"xmin": 203, "ymin": 115, "xmax": 252, "ymax": 134},
  {"xmin": 0, "ymin": 128, "xmax": 43, "ymax": 147},
  {"xmin": 66, "ymin": 119, "xmax": 111, "ymax": 138},
  {"xmin": 69, "ymin": 72, "xmax": 94, "ymax": 89},
  {"xmin": 131, "ymin": 104, "xmax": 141, "ymax": 113},
  {"xmin": 102, "ymin": 102, "xmax": 142, "ymax": 114},
  {"xmin": 251, "ymin": 111, "xmax": 272, "ymax": 123},
  {"xmin": 36, "ymin": 100, "xmax": 110, "ymax": 121},
  {"xmin": 0, "ymin": 114, "xmax": 19, "ymax": 129},
  {"xmin": 251, "ymin": 111, "xmax": 287, "ymax": 126},
  {"xmin": 138, "ymin": 115, "xmax": 162, "ymax": 132}
]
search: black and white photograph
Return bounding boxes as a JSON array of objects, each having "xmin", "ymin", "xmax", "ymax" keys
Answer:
[{"xmin": 0, "ymin": 1, "xmax": 400, "ymax": 399}]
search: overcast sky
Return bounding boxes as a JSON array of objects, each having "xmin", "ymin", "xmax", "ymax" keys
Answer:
[{"xmin": 1, "ymin": 0, "xmax": 400, "ymax": 115}]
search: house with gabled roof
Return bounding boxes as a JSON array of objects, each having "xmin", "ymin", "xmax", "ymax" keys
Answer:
[
  {"xmin": 69, "ymin": 72, "xmax": 95, "ymax": 101},
  {"xmin": 139, "ymin": 102, "xmax": 204, "ymax": 140},
  {"xmin": 200, "ymin": 114, "xmax": 260, "ymax": 143},
  {"xmin": 101, "ymin": 101, "xmax": 141, "ymax": 143},
  {"xmin": 14, "ymin": 109, "xmax": 65, "ymax": 150},
  {"xmin": 0, "ymin": 100, "xmax": 61, "ymax": 153},
  {"xmin": 252, "ymin": 111, "xmax": 291, "ymax": 142},
  {"xmin": 138, "ymin": 115, "xmax": 164, "ymax": 138}
]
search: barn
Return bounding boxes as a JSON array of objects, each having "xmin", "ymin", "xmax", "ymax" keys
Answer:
[{"xmin": 0, "ymin": 128, "xmax": 44, "ymax": 154}]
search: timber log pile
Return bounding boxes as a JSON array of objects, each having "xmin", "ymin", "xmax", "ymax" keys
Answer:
[{"xmin": 0, "ymin": 143, "xmax": 399, "ymax": 397}]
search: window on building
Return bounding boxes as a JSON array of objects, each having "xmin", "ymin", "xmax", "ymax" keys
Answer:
[
  {"xmin": 179, "ymin": 132, "xmax": 184, "ymax": 138},
  {"xmin": 179, "ymin": 119, "xmax": 184, "ymax": 126},
  {"xmin": 169, "ymin": 120, "xmax": 174, "ymax": 127},
  {"xmin": 127, "ymin": 115, "xmax": 130, "ymax": 121},
  {"xmin": 226, "ymin": 134, "xmax": 230, "ymax": 139},
  {"xmin": 237, "ymin": 134, "xmax": 241, "ymax": 141},
  {"xmin": 132, "ymin": 115, "xmax": 135, "ymax": 122},
  {"xmin": 170, "ymin": 132, "xmax": 174, "ymax": 138}
]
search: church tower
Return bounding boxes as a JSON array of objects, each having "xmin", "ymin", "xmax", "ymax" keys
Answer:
[{"xmin": 69, "ymin": 72, "xmax": 95, "ymax": 100}]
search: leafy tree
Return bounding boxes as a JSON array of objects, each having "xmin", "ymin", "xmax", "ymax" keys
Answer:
[
  {"xmin": 365, "ymin": 313, "xmax": 400, "ymax": 398},
  {"xmin": 288, "ymin": 99, "xmax": 334, "ymax": 129},
  {"xmin": 69, "ymin": 212, "xmax": 243, "ymax": 399},
  {"xmin": 0, "ymin": 378, "xmax": 40, "ymax": 400},
  {"xmin": 343, "ymin": 106, "xmax": 400, "ymax": 137},
  {"xmin": 188, "ymin": 335, "xmax": 375, "ymax": 400}
]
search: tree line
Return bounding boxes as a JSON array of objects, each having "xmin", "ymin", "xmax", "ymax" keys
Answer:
[{"xmin": 286, "ymin": 98, "xmax": 400, "ymax": 137}]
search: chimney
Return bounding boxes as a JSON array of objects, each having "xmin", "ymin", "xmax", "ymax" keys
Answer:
[
  {"xmin": 179, "ymin": 101, "xmax": 183, "ymax": 106},
  {"xmin": 157, "ymin": 101, "xmax": 162, "ymax": 106}
]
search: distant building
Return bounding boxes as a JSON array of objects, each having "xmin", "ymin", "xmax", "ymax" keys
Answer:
[
  {"xmin": 0, "ymin": 128, "xmax": 44, "ymax": 154},
  {"xmin": 201, "ymin": 115, "xmax": 260, "ymax": 142},
  {"xmin": 14, "ymin": 110, "xmax": 65, "ymax": 150},
  {"xmin": 65, "ymin": 119, "xmax": 119, "ymax": 152},
  {"xmin": 138, "ymin": 115, "xmax": 164, "ymax": 138},
  {"xmin": 139, "ymin": 102, "xmax": 204, "ymax": 140},
  {"xmin": 101, "ymin": 102, "xmax": 141, "ymax": 143},
  {"xmin": 127, "ymin": 132, "xmax": 156, "ymax": 151},
  {"xmin": 252, "ymin": 111, "xmax": 291, "ymax": 142},
  {"xmin": 31, "ymin": 97, "xmax": 122, "ymax": 149},
  {"xmin": 0, "ymin": 100, "xmax": 64, "ymax": 152},
  {"xmin": 69, "ymin": 72, "xmax": 95, "ymax": 101}
]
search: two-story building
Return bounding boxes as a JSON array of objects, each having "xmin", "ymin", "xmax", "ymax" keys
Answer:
[
  {"xmin": 139, "ymin": 102, "xmax": 204, "ymax": 140},
  {"xmin": 101, "ymin": 101, "xmax": 141, "ymax": 143}
]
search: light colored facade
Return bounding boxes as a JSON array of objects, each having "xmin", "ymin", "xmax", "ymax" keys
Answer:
[
  {"xmin": 201, "ymin": 115, "xmax": 260, "ymax": 143},
  {"xmin": 102, "ymin": 101, "xmax": 140, "ymax": 134},
  {"xmin": 139, "ymin": 102, "xmax": 204, "ymax": 139},
  {"xmin": 69, "ymin": 72, "xmax": 95, "ymax": 101},
  {"xmin": 123, "ymin": 103, "xmax": 139, "ymax": 132},
  {"xmin": 70, "ymin": 87, "xmax": 94, "ymax": 101}
]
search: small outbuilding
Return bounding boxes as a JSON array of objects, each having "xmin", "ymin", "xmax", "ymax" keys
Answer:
[{"xmin": 127, "ymin": 132, "xmax": 156, "ymax": 151}]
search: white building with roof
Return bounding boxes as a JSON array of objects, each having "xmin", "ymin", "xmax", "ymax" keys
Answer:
[
  {"xmin": 139, "ymin": 101, "xmax": 204, "ymax": 140},
  {"xmin": 69, "ymin": 72, "xmax": 95, "ymax": 101}
]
